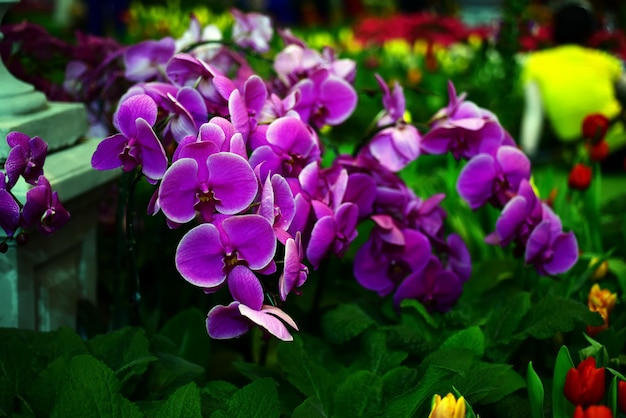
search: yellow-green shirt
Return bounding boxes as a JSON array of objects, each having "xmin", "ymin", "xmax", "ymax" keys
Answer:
[{"xmin": 521, "ymin": 45, "xmax": 623, "ymax": 142}]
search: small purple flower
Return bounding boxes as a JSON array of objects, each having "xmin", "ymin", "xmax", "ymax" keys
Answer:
[
  {"xmin": 446, "ymin": 233, "xmax": 472, "ymax": 282},
  {"xmin": 525, "ymin": 219, "xmax": 578, "ymax": 276},
  {"xmin": 206, "ymin": 265, "xmax": 298, "ymax": 340},
  {"xmin": 258, "ymin": 173, "xmax": 296, "ymax": 244},
  {"xmin": 175, "ymin": 214, "xmax": 276, "ymax": 291},
  {"xmin": 405, "ymin": 193, "xmax": 447, "ymax": 244},
  {"xmin": 228, "ymin": 75, "xmax": 268, "ymax": 141},
  {"xmin": 279, "ymin": 232, "xmax": 309, "ymax": 301},
  {"xmin": 489, "ymin": 179, "xmax": 542, "ymax": 247},
  {"xmin": 393, "ymin": 255, "xmax": 463, "ymax": 312},
  {"xmin": 161, "ymin": 87, "xmax": 208, "ymax": 142},
  {"xmin": 158, "ymin": 151, "xmax": 258, "ymax": 224},
  {"xmin": 231, "ymin": 9, "xmax": 273, "ymax": 53},
  {"xmin": 457, "ymin": 145, "xmax": 531, "ymax": 210},
  {"xmin": 22, "ymin": 175, "xmax": 70, "ymax": 236},
  {"xmin": 5, "ymin": 131, "xmax": 48, "ymax": 188},
  {"xmin": 0, "ymin": 173, "xmax": 20, "ymax": 237},
  {"xmin": 124, "ymin": 37, "xmax": 176, "ymax": 82},
  {"xmin": 91, "ymin": 94, "xmax": 168, "ymax": 182},
  {"xmin": 306, "ymin": 201, "xmax": 359, "ymax": 269}
]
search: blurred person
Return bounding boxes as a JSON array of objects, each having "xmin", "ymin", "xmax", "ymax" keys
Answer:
[{"xmin": 519, "ymin": 0, "xmax": 626, "ymax": 170}]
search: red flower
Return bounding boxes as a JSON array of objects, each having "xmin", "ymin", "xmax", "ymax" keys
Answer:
[
  {"xmin": 585, "ymin": 140, "xmax": 609, "ymax": 162},
  {"xmin": 564, "ymin": 357, "xmax": 606, "ymax": 406},
  {"xmin": 568, "ymin": 163, "xmax": 593, "ymax": 191},
  {"xmin": 618, "ymin": 380, "xmax": 626, "ymax": 414},
  {"xmin": 582, "ymin": 113, "xmax": 610, "ymax": 143},
  {"xmin": 573, "ymin": 405, "xmax": 613, "ymax": 418}
]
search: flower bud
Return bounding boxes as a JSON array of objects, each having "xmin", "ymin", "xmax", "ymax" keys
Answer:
[
  {"xmin": 564, "ymin": 356, "xmax": 605, "ymax": 406},
  {"xmin": 582, "ymin": 113, "xmax": 610, "ymax": 144},
  {"xmin": 589, "ymin": 257, "xmax": 609, "ymax": 281},
  {"xmin": 568, "ymin": 163, "xmax": 592, "ymax": 191},
  {"xmin": 429, "ymin": 393, "xmax": 466, "ymax": 418}
]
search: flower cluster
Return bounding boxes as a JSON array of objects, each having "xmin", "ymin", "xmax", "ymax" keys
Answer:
[
  {"xmin": 87, "ymin": 8, "xmax": 578, "ymax": 340},
  {"xmin": 422, "ymin": 82, "xmax": 579, "ymax": 276},
  {"xmin": 0, "ymin": 132, "xmax": 70, "ymax": 252}
]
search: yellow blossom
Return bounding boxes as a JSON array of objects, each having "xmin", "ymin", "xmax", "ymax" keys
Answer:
[
  {"xmin": 589, "ymin": 257, "xmax": 609, "ymax": 281},
  {"xmin": 429, "ymin": 393, "xmax": 466, "ymax": 418},
  {"xmin": 588, "ymin": 283, "xmax": 617, "ymax": 313}
]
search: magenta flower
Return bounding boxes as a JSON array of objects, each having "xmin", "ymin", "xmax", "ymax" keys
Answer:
[
  {"xmin": 4, "ymin": 132, "xmax": 48, "ymax": 188},
  {"xmin": 258, "ymin": 173, "xmax": 296, "ymax": 244},
  {"xmin": 354, "ymin": 227, "xmax": 431, "ymax": 297},
  {"xmin": 231, "ymin": 9, "xmax": 273, "ymax": 53},
  {"xmin": 159, "ymin": 151, "xmax": 258, "ymax": 224},
  {"xmin": 91, "ymin": 94, "xmax": 168, "ymax": 182},
  {"xmin": 279, "ymin": 232, "xmax": 309, "ymax": 301},
  {"xmin": 21, "ymin": 176, "xmax": 70, "ymax": 236},
  {"xmin": 489, "ymin": 179, "xmax": 542, "ymax": 247},
  {"xmin": 161, "ymin": 87, "xmax": 208, "ymax": 142},
  {"xmin": 525, "ymin": 218, "xmax": 579, "ymax": 276},
  {"xmin": 206, "ymin": 265, "xmax": 298, "ymax": 340},
  {"xmin": 124, "ymin": 37, "xmax": 176, "ymax": 82},
  {"xmin": 456, "ymin": 146, "xmax": 531, "ymax": 210},
  {"xmin": 0, "ymin": 173, "xmax": 20, "ymax": 237},
  {"xmin": 393, "ymin": 255, "xmax": 463, "ymax": 312},
  {"xmin": 228, "ymin": 75, "xmax": 268, "ymax": 141},
  {"xmin": 175, "ymin": 214, "xmax": 276, "ymax": 291},
  {"xmin": 306, "ymin": 201, "xmax": 359, "ymax": 269}
]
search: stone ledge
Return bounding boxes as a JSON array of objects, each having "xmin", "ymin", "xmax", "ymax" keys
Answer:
[{"xmin": 0, "ymin": 101, "xmax": 89, "ymax": 160}]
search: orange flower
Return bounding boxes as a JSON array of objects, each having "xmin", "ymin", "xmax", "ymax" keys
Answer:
[
  {"xmin": 588, "ymin": 284, "xmax": 617, "ymax": 313},
  {"xmin": 568, "ymin": 163, "xmax": 593, "ymax": 191},
  {"xmin": 585, "ymin": 308, "xmax": 609, "ymax": 337}
]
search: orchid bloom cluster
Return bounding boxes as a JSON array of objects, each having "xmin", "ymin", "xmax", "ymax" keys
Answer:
[
  {"xmin": 421, "ymin": 82, "xmax": 579, "ymax": 276},
  {"xmin": 88, "ymin": 9, "xmax": 575, "ymax": 341},
  {"xmin": 0, "ymin": 132, "xmax": 70, "ymax": 252}
]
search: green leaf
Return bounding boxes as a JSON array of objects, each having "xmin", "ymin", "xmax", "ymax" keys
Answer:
[
  {"xmin": 381, "ymin": 367, "xmax": 419, "ymax": 404},
  {"xmin": 159, "ymin": 308, "xmax": 212, "ymax": 369},
  {"xmin": 515, "ymin": 296, "xmax": 604, "ymax": 340},
  {"xmin": 321, "ymin": 303, "xmax": 374, "ymax": 344},
  {"xmin": 399, "ymin": 299, "xmax": 439, "ymax": 328},
  {"xmin": 154, "ymin": 382, "xmax": 202, "ymax": 418},
  {"xmin": 608, "ymin": 375, "xmax": 618, "ymax": 418},
  {"xmin": 277, "ymin": 337, "xmax": 337, "ymax": 415},
  {"xmin": 51, "ymin": 355, "xmax": 142, "ymax": 418},
  {"xmin": 88, "ymin": 327, "xmax": 158, "ymax": 395},
  {"xmin": 142, "ymin": 352, "xmax": 204, "ymax": 397},
  {"xmin": 526, "ymin": 362, "xmax": 544, "ymax": 418},
  {"xmin": 552, "ymin": 346, "xmax": 575, "ymax": 418},
  {"xmin": 451, "ymin": 363, "xmax": 525, "ymax": 405},
  {"xmin": 363, "ymin": 330, "xmax": 408, "ymax": 375},
  {"xmin": 292, "ymin": 397, "xmax": 328, "ymax": 418},
  {"xmin": 201, "ymin": 380, "xmax": 239, "ymax": 416},
  {"xmin": 219, "ymin": 378, "xmax": 280, "ymax": 418},
  {"xmin": 452, "ymin": 387, "xmax": 477, "ymax": 418},
  {"xmin": 441, "ymin": 326, "xmax": 485, "ymax": 357},
  {"xmin": 333, "ymin": 370, "xmax": 382, "ymax": 418},
  {"xmin": 25, "ymin": 357, "xmax": 70, "ymax": 418},
  {"xmin": 485, "ymin": 292, "xmax": 531, "ymax": 345}
]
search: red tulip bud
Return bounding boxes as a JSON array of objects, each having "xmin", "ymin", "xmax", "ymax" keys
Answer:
[
  {"xmin": 564, "ymin": 357, "xmax": 605, "ymax": 407},
  {"xmin": 582, "ymin": 113, "xmax": 610, "ymax": 144},
  {"xmin": 568, "ymin": 163, "xmax": 593, "ymax": 191},
  {"xmin": 585, "ymin": 140, "xmax": 609, "ymax": 162}
]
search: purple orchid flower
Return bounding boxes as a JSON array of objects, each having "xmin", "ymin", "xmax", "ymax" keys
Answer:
[
  {"xmin": 4, "ymin": 131, "xmax": 48, "ymax": 188},
  {"xmin": 124, "ymin": 37, "xmax": 176, "ymax": 82},
  {"xmin": 175, "ymin": 214, "xmax": 276, "ymax": 291},
  {"xmin": 354, "ymin": 227, "xmax": 431, "ymax": 297},
  {"xmin": 405, "ymin": 193, "xmax": 447, "ymax": 244},
  {"xmin": 279, "ymin": 232, "xmax": 309, "ymax": 301},
  {"xmin": 456, "ymin": 145, "xmax": 531, "ymax": 210},
  {"xmin": 248, "ymin": 116, "xmax": 320, "ymax": 180},
  {"xmin": 206, "ymin": 265, "xmax": 298, "ymax": 340},
  {"xmin": 158, "ymin": 150, "xmax": 258, "ymax": 224},
  {"xmin": 274, "ymin": 44, "xmax": 324, "ymax": 88},
  {"xmin": 161, "ymin": 87, "xmax": 208, "ymax": 143},
  {"xmin": 91, "ymin": 94, "xmax": 168, "ymax": 182},
  {"xmin": 525, "ymin": 218, "xmax": 579, "ymax": 276},
  {"xmin": 228, "ymin": 75, "xmax": 268, "ymax": 142},
  {"xmin": 258, "ymin": 173, "xmax": 296, "ymax": 244},
  {"xmin": 291, "ymin": 69, "xmax": 357, "ymax": 129},
  {"xmin": 231, "ymin": 9, "xmax": 273, "ymax": 53},
  {"xmin": 393, "ymin": 255, "xmax": 463, "ymax": 312},
  {"xmin": 446, "ymin": 233, "xmax": 472, "ymax": 282},
  {"xmin": 21, "ymin": 175, "xmax": 70, "ymax": 236},
  {"xmin": 0, "ymin": 173, "xmax": 20, "ymax": 237}
]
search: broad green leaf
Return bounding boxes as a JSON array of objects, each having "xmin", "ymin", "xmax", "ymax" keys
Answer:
[
  {"xmin": 441, "ymin": 326, "xmax": 485, "ymax": 357},
  {"xmin": 321, "ymin": 303, "xmax": 374, "ymax": 344},
  {"xmin": 277, "ymin": 337, "xmax": 337, "ymax": 415},
  {"xmin": 484, "ymin": 292, "xmax": 531, "ymax": 345},
  {"xmin": 399, "ymin": 299, "xmax": 438, "ymax": 328},
  {"xmin": 552, "ymin": 346, "xmax": 575, "ymax": 418},
  {"xmin": 515, "ymin": 296, "xmax": 604, "ymax": 340},
  {"xmin": 25, "ymin": 357, "xmax": 70, "ymax": 418},
  {"xmin": 220, "ymin": 378, "xmax": 280, "ymax": 418},
  {"xmin": 363, "ymin": 330, "xmax": 408, "ymax": 375},
  {"xmin": 452, "ymin": 387, "xmax": 477, "ymax": 418},
  {"xmin": 451, "ymin": 363, "xmax": 525, "ymax": 405},
  {"xmin": 51, "ymin": 355, "xmax": 142, "ymax": 418},
  {"xmin": 201, "ymin": 380, "xmax": 238, "ymax": 416},
  {"xmin": 142, "ymin": 352, "xmax": 204, "ymax": 397},
  {"xmin": 159, "ymin": 308, "xmax": 211, "ymax": 369},
  {"xmin": 381, "ymin": 367, "xmax": 419, "ymax": 404},
  {"xmin": 333, "ymin": 370, "xmax": 382, "ymax": 418},
  {"xmin": 292, "ymin": 397, "xmax": 327, "ymax": 418},
  {"xmin": 154, "ymin": 382, "xmax": 201, "ymax": 418},
  {"xmin": 526, "ymin": 362, "xmax": 544, "ymax": 418}
]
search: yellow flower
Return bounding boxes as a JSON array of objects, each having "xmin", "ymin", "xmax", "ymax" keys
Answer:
[
  {"xmin": 429, "ymin": 393, "xmax": 466, "ymax": 418},
  {"xmin": 588, "ymin": 284, "xmax": 617, "ymax": 313},
  {"xmin": 589, "ymin": 257, "xmax": 609, "ymax": 281}
]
